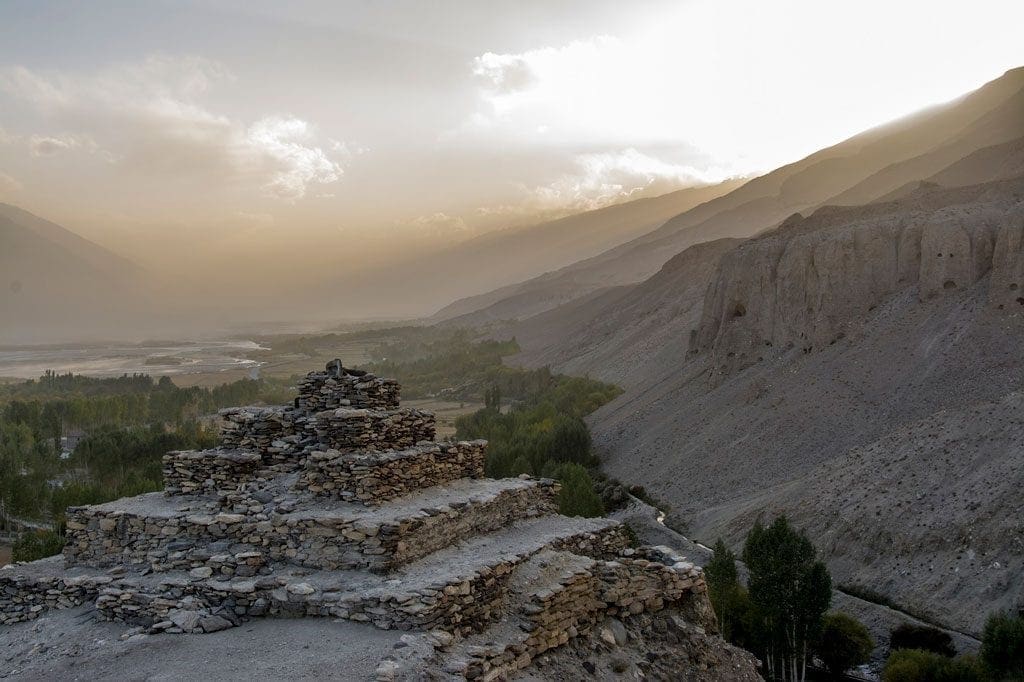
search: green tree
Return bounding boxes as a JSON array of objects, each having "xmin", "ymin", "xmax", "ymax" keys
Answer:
[
  {"xmin": 705, "ymin": 539, "xmax": 749, "ymax": 643},
  {"xmin": 815, "ymin": 612, "xmax": 874, "ymax": 678},
  {"xmin": 743, "ymin": 516, "xmax": 832, "ymax": 682},
  {"xmin": 981, "ymin": 611, "xmax": 1024, "ymax": 680},
  {"xmin": 553, "ymin": 463, "xmax": 604, "ymax": 517},
  {"xmin": 12, "ymin": 528, "xmax": 64, "ymax": 562},
  {"xmin": 883, "ymin": 649, "xmax": 987, "ymax": 682}
]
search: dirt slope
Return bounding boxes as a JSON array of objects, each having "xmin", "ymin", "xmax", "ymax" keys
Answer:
[
  {"xmin": 588, "ymin": 178, "xmax": 1024, "ymax": 635},
  {"xmin": 505, "ymin": 239, "xmax": 739, "ymax": 388}
]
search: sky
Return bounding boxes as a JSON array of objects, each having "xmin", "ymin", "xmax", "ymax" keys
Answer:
[{"xmin": 0, "ymin": 0, "xmax": 1023, "ymax": 281}]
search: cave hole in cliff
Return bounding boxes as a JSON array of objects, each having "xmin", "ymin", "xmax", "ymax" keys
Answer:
[
  {"xmin": 943, "ymin": 280, "xmax": 957, "ymax": 290},
  {"xmin": 1017, "ymin": 297, "xmax": 1024, "ymax": 306},
  {"xmin": 730, "ymin": 302, "xmax": 747, "ymax": 319},
  {"xmin": 1010, "ymin": 282, "xmax": 1019, "ymax": 290}
]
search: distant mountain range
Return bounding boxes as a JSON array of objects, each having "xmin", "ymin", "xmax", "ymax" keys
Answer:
[
  {"xmin": 435, "ymin": 67, "xmax": 1024, "ymax": 328},
  {"xmin": 443, "ymin": 67, "xmax": 1024, "ymax": 635},
  {"xmin": 0, "ymin": 203, "xmax": 143, "ymax": 344}
]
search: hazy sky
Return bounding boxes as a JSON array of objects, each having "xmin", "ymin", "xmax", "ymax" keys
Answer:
[{"xmin": 1, "ymin": 0, "xmax": 1023, "ymax": 270}]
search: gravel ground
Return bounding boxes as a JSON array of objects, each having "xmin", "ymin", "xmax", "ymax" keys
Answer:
[{"xmin": 2, "ymin": 606, "xmax": 403, "ymax": 681}]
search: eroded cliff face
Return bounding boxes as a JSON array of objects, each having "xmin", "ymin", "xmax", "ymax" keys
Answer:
[{"xmin": 694, "ymin": 179, "xmax": 1024, "ymax": 375}]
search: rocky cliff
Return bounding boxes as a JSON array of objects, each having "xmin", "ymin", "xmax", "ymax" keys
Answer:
[{"xmin": 695, "ymin": 178, "xmax": 1024, "ymax": 377}]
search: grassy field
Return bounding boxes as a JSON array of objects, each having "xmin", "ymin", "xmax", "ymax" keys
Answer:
[{"xmin": 404, "ymin": 398, "xmax": 485, "ymax": 438}]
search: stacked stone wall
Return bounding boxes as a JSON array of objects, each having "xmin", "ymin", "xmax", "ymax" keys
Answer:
[
  {"xmin": 64, "ymin": 482, "xmax": 558, "ymax": 573},
  {"xmin": 1, "ymin": 564, "xmax": 115, "ymax": 625},
  {"xmin": 309, "ymin": 408, "xmax": 435, "ymax": 452},
  {"xmin": 295, "ymin": 370, "xmax": 400, "ymax": 412},
  {"xmin": 93, "ymin": 525, "xmax": 630, "ymax": 637},
  {"xmin": 453, "ymin": 555, "xmax": 707, "ymax": 678},
  {"xmin": 297, "ymin": 441, "xmax": 486, "ymax": 503},
  {"xmin": 218, "ymin": 406, "xmax": 299, "ymax": 456},
  {"xmin": 163, "ymin": 449, "xmax": 262, "ymax": 496}
]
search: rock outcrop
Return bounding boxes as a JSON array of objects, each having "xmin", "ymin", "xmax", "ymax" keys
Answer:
[
  {"xmin": 2, "ymin": 362, "xmax": 757, "ymax": 680},
  {"xmin": 590, "ymin": 177, "xmax": 1024, "ymax": 634},
  {"xmin": 695, "ymin": 178, "xmax": 1024, "ymax": 376}
]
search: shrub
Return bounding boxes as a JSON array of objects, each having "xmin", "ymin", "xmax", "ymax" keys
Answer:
[
  {"xmin": 12, "ymin": 528, "xmax": 64, "ymax": 562},
  {"xmin": 552, "ymin": 463, "xmax": 604, "ymax": 517},
  {"xmin": 981, "ymin": 611, "xmax": 1024, "ymax": 680},
  {"xmin": 883, "ymin": 649, "xmax": 987, "ymax": 682},
  {"xmin": 890, "ymin": 622, "xmax": 956, "ymax": 658},
  {"xmin": 815, "ymin": 612, "xmax": 874, "ymax": 676}
]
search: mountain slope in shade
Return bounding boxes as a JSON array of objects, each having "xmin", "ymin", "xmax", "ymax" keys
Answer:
[
  {"xmin": 492, "ymin": 134, "xmax": 1024, "ymax": 387},
  {"xmin": 504, "ymin": 238, "xmax": 739, "ymax": 389},
  {"xmin": 0, "ymin": 204, "xmax": 143, "ymax": 343},
  {"xmin": 418, "ymin": 178, "xmax": 744, "ymax": 321},
  {"xmin": 587, "ymin": 177, "xmax": 1024, "ymax": 635},
  {"xmin": 436, "ymin": 67, "xmax": 1024, "ymax": 326}
]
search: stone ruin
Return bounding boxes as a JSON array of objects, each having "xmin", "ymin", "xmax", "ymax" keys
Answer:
[{"xmin": 1, "ymin": 361, "xmax": 750, "ymax": 680}]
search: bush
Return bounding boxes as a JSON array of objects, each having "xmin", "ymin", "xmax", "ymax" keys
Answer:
[
  {"xmin": 981, "ymin": 611, "xmax": 1024, "ymax": 680},
  {"xmin": 890, "ymin": 622, "xmax": 956, "ymax": 658},
  {"xmin": 552, "ymin": 463, "xmax": 604, "ymax": 517},
  {"xmin": 12, "ymin": 528, "xmax": 64, "ymax": 562},
  {"xmin": 883, "ymin": 649, "xmax": 987, "ymax": 682},
  {"xmin": 816, "ymin": 612, "xmax": 874, "ymax": 676}
]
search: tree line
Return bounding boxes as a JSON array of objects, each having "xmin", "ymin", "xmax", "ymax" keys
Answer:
[{"xmin": 705, "ymin": 516, "xmax": 1024, "ymax": 681}]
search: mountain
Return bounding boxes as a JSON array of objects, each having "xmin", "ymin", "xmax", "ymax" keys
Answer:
[
  {"xmin": 0, "ymin": 203, "xmax": 143, "ymax": 344},
  {"xmin": 463, "ymin": 69, "xmax": 1024, "ymax": 635},
  {"xmin": 436, "ymin": 67, "xmax": 1024, "ymax": 326},
  {"xmin": 408, "ymin": 179, "xmax": 745, "ymax": 321}
]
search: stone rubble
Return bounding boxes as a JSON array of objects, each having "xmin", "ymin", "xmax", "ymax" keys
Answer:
[{"xmin": 1, "ymin": 360, "xmax": 755, "ymax": 680}]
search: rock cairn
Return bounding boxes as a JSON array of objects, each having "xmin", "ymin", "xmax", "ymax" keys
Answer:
[{"xmin": 1, "ymin": 360, "xmax": 755, "ymax": 680}]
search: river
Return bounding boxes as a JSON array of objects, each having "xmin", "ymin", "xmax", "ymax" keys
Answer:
[{"xmin": 0, "ymin": 340, "xmax": 267, "ymax": 380}]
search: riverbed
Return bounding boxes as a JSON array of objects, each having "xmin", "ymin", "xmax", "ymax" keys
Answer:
[{"xmin": 0, "ymin": 340, "xmax": 267, "ymax": 380}]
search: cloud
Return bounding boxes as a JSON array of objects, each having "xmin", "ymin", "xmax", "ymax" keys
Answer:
[
  {"xmin": 472, "ymin": 53, "xmax": 537, "ymax": 94},
  {"xmin": 529, "ymin": 148, "xmax": 732, "ymax": 211},
  {"xmin": 28, "ymin": 133, "xmax": 100, "ymax": 157},
  {"xmin": 0, "ymin": 172, "xmax": 23, "ymax": 195},
  {"xmin": 0, "ymin": 56, "xmax": 349, "ymax": 201},
  {"xmin": 246, "ymin": 117, "xmax": 343, "ymax": 200}
]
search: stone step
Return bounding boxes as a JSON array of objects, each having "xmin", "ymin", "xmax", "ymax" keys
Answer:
[
  {"xmin": 295, "ymin": 440, "xmax": 487, "ymax": 504},
  {"xmin": 64, "ymin": 477, "xmax": 566, "ymax": 574},
  {"xmin": 424, "ymin": 548, "xmax": 707, "ymax": 680},
  {"xmin": 90, "ymin": 514, "xmax": 627, "ymax": 636}
]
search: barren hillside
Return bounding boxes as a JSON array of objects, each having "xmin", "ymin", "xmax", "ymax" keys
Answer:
[{"xmin": 588, "ymin": 177, "xmax": 1024, "ymax": 634}]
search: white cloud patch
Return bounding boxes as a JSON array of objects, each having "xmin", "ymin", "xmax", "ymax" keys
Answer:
[
  {"xmin": 246, "ymin": 117, "xmax": 343, "ymax": 200},
  {"xmin": 530, "ymin": 149, "xmax": 732, "ymax": 211},
  {"xmin": 472, "ymin": 53, "xmax": 537, "ymax": 94},
  {"xmin": 28, "ymin": 133, "xmax": 100, "ymax": 157},
  {"xmin": 0, "ymin": 56, "xmax": 350, "ymax": 201}
]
